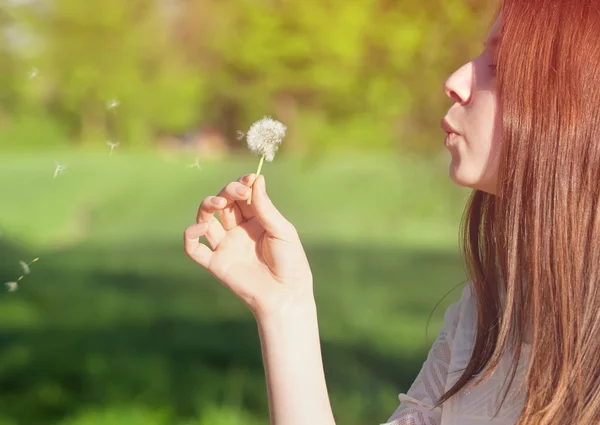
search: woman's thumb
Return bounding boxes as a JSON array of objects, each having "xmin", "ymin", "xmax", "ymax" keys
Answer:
[{"xmin": 252, "ymin": 175, "xmax": 294, "ymax": 238}]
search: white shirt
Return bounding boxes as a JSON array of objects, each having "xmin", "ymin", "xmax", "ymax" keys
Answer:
[{"xmin": 381, "ymin": 285, "xmax": 529, "ymax": 425}]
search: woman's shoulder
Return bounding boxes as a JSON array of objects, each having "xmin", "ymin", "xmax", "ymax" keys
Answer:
[{"xmin": 442, "ymin": 283, "xmax": 477, "ymax": 342}]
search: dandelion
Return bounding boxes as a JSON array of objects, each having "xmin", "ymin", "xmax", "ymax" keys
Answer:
[
  {"xmin": 54, "ymin": 162, "xmax": 66, "ymax": 179},
  {"xmin": 241, "ymin": 116, "xmax": 287, "ymax": 204},
  {"xmin": 106, "ymin": 140, "xmax": 119, "ymax": 156}
]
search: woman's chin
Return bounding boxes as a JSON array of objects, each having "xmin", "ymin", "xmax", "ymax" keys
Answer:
[
  {"xmin": 449, "ymin": 163, "xmax": 496, "ymax": 194},
  {"xmin": 448, "ymin": 161, "xmax": 475, "ymax": 188},
  {"xmin": 449, "ymin": 168, "xmax": 464, "ymax": 187}
]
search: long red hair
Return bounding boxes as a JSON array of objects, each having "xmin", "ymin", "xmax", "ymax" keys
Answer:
[{"xmin": 435, "ymin": 1, "xmax": 600, "ymax": 424}]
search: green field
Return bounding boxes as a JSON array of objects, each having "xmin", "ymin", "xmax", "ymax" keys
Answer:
[{"xmin": 0, "ymin": 150, "xmax": 471, "ymax": 425}]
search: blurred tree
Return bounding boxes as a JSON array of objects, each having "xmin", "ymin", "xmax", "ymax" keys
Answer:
[
  {"xmin": 171, "ymin": 0, "xmax": 497, "ymax": 156},
  {"xmin": 11, "ymin": 0, "xmax": 204, "ymax": 147},
  {"xmin": 0, "ymin": 0, "xmax": 497, "ymax": 153},
  {"xmin": 0, "ymin": 2, "xmax": 20, "ymax": 126}
]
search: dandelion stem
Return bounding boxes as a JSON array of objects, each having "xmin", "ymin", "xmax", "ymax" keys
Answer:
[
  {"xmin": 247, "ymin": 155, "xmax": 265, "ymax": 205},
  {"xmin": 256, "ymin": 155, "xmax": 266, "ymax": 177}
]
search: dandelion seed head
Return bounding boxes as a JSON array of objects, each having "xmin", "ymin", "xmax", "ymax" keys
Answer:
[
  {"xmin": 245, "ymin": 116, "xmax": 286, "ymax": 162},
  {"xmin": 5, "ymin": 282, "xmax": 18, "ymax": 292}
]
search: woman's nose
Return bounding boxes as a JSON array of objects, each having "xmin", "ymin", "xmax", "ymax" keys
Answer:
[{"xmin": 443, "ymin": 62, "xmax": 473, "ymax": 105}]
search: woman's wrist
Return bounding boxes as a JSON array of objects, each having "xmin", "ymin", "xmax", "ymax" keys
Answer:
[
  {"xmin": 255, "ymin": 293, "xmax": 318, "ymax": 330},
  {"xmin": 252, "ymin": 284, "xmax": 317, "ymax": 324}
]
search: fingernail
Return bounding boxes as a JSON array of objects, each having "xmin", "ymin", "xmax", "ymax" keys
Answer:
[
  {"xmin": 211, "ymin": 197, "xmax": 222, "ymax": 205},
  {"xmin": 237, "ymin": 186, "xmax": 248, "ymax": 195}
]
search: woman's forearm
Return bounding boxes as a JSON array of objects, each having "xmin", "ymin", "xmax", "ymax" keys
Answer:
[{"xmin": 256, "ymin": 298, "xmax": 337, "ymax": 425}]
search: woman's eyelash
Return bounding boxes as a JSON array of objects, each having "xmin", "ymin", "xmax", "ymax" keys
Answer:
[{"xmin": 488, "ymin": 64, "xmax": 497, "ymax": 74}]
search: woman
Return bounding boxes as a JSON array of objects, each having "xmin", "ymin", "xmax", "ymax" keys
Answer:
[{"xmin": 183, "ymin": 0, "xmax": 600, "ymax": 423}]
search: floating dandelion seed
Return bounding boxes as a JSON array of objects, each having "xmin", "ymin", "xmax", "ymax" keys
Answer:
[
  {"xmin": 54, "ymin": 162, "xmax": 66, "ymax": 179},
  {"xmin": 106, "ymin": 140, "xmax": 119, "ymax": 156},
  {"xmin": 5, "ymin": 281, "xmax": 18, "ymax": 292},
  {"xmin": 20, "ymin": 258, "xmax": 38, "ymax": 275},
  {"xmin": 29, "ymin": 67, "xmax": 39, "ymax": 79},
  {"xmin": 5, "ymin": 258, "xmax": 39, "ymax": 292},
  {"xmin": 187, "ymin": 157, "xmax": 202, "ymax": 170},
  {"xmin": 106, "ymin": 98, "xmax": 120, "ymax": 110},
  {"xmin": 19, "ymin": 260, "xmax": 30, "ymax": 275},
  {"xmin": 236, "ymin": 131, "xmax": 245, "ymax": 141},
  {"xmin": 241, "ymin": 116, "xmax": 287, "ymax": 204}
]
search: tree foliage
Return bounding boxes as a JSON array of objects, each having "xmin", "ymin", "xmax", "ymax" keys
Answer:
[{"xmin": 0, "ymin": 0, "xmax": 497, "ymax": 153}]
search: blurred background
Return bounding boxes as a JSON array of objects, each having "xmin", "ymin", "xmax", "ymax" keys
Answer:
[{"xmin": 0, "ymin": 0, "xmax": 496, "ymax": 424}]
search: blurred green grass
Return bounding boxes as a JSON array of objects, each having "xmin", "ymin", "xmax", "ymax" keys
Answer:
[{"xmin": 0, "ymin": 150, "xmax": 470, "ymax": 425}]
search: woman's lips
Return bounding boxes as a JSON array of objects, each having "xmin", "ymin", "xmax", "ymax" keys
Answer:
[
  {"xmin": 441, "ymin": 118, "xmax": 460, "ymax": 148},
  {"xmin": 444, "ymin": 132, "xmax": 459, "ymax": 148}
]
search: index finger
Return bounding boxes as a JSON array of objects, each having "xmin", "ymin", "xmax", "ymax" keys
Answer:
[{"xmin": 212, "ymin": 173, "xmax": 258, "ymax": 231}]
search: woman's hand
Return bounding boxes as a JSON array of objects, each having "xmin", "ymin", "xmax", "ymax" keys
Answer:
[{"xmin": 184, "ymin": 173, "xmax": 314, "ymax": 319}]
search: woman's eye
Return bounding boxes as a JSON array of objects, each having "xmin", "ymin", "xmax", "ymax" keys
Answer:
[{"xmin": 489, "ymin": 64, "xmax": 497, "ymax": 75}]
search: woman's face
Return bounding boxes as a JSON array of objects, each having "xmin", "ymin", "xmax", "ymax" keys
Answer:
[{"xmin": 442, "ymin": 17, "xmax": 502, "ymax": 195}]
